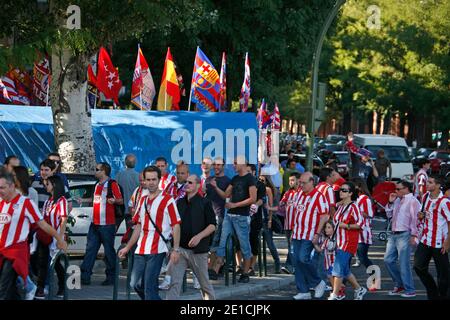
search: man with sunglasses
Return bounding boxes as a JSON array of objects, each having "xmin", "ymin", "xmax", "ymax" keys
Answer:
[
  {"xmin": 165, "ymin": 175, "xmax": 216, "ymax": 300},
  {"xmin": 384, "ymin": 180, "xmax": 420, "ymax": 298},
  {"xmin": 80, "ymin": 162, "xmax": 123, "ymax": 286}
]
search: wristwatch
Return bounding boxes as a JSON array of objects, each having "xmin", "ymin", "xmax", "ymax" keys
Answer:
[{"xmin": 347, "ymin": 224, "xmax": 350, "ymax": 230}]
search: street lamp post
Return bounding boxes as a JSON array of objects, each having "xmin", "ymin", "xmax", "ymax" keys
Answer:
[{"xmin": 306, "ymin": 0, "xmax": 346, "ymax": 171}]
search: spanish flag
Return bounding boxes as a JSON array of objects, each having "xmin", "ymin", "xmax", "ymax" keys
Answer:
[{"xmin": 157, "ymin": 47, "xmax": 180, "ymax": 111}]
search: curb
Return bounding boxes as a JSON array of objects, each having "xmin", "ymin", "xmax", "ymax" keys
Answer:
[{"xmin": 179, "ymin": 275, "xmax": 295, "ymax": 300}]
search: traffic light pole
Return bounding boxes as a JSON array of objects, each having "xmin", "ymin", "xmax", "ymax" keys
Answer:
[{"xmin": 306, "ymin": 0, "xmax": 346, "ymax": 171}]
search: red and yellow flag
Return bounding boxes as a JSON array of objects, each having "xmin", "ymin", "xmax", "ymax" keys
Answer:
[{"xmin": 157, "ymin": 47, "xmax": 180, "ymax": 111}]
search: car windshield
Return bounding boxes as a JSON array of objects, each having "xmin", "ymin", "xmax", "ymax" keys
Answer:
[
  {"xmin": 437, "ymin": 152, "xmax": 450, "ymax": 160},
  {"xmin": 335, "ymin": 153, "xmax": 349, "ymax": 164},
  {"xmin": 365, "ymin": 146, "xmax": 411, "ymax": 163},
  {"xmin": 70, "ymin": 185, "xmax": 95, "ymax": 207}
]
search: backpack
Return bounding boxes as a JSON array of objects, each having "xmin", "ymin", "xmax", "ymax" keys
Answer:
[{"xmin": 106, "ymin": 179, "xmax": 126, "ymax": 228}]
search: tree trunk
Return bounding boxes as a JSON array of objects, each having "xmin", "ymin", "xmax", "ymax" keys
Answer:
[
  {"xmin": 399, "ymin": 113, "xmax": 406, "ymax": 138},
  {"xmin": 383, "ymin": 110, "xmax": 390, "ymax": 134},
  {"xmin": 342, "ymin": 107, "xmax": 351, "ymax": 134},
  {"xmin": 51, "ymin": 48, "xmax": 96, "ymax": 174}
]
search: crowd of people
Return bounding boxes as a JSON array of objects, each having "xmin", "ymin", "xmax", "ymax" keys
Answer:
[{"xmin": 1, "ymin": 131, "xmax": 450, "ymax": 301}]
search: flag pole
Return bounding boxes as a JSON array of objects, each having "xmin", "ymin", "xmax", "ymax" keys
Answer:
[
  {"xmin": 188, "ymin": 46, "xmax": 199, "ymax": 112},
  {"xmin": 164, "ymin": 91, "xmax": 167, "ymax": 111},
  {"xmin": 45, "ymin": 80, "xmax": 49, "ymax": 107},
  {"xmin": 138, "ymin": 43, "xmax": 143, "ymax": 110},
  {"xmin": 188, "ymin": 85, "xmax": 192, "ymax": 111}
]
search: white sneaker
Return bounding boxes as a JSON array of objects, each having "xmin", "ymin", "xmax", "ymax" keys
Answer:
[
  {"xmin": 193, "ymin": 274, "xmax": 201, "ymax": 290},
  {"xmin": 354, "ymin": 287, "xmax": 368, "ymax": 300},
  {"xmin": 328, "ymin": 293, "xmax": 339, "ymax": 300},
  {"xmin": 314, "ymin": 280, "xmax": 326, "ymax": 298},
  {"xmin": 158, "ymin": 275, "xmax": 171, "ymax": 290},
  {"xmin": 352, "ymin": 261, "xmax": 361, "ymax": 267},
  {"xmin": 325, "ymin": 285, "xmax": 333, "ymax": 292},
  {"xmin": 293, "ymin": 292, "xmax": 312, "ymax": 300},
  {"xmin": 160, "ymin": 264, "xmax": 168, "ymax": 275}
]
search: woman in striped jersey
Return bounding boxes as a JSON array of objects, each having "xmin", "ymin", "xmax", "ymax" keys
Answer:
[{"xmin": 33, "ymin": 175, "xmax": 68, "ymax": 299}]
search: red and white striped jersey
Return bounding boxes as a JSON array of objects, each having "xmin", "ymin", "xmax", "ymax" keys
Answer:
[
  {"xmin": 92, "ymin": 180, "xmax": 123, "ymax": 226},
  {"xmin": 128, "ymin": 186, "xmax": 149, "ymax": 216},
  {"xmin": 0, "ymin": 194, "xmax": 43, "ymax": 249},
  {"xmin": 159, "ymin": 173, "xmax": 177, "ymax": 193},
  {"xmin": 132, "ymin": 192, "xmax": 181, "ymax": 255},
  {"xmin": 321, "ymin": 238, "xmax": 335, "ymax": 270},
  {"xmin": 333, "ymin": 202, "xmax": 364, "ymax": 255},
  {"xmin": 316, "ymin": 182, "xmax": 336, "ymax": 208},
  {"xmin": 420, "ymin": 192, "xmax": 450, "ymax": 249},
  {"xmin": 357, "ymin": 195, "xmax": 374, "ymax": 244},
  {"xmin": 167, "ymin": 182, "xmax": 187, "ymax": 202},
  {"xmin": 414, "ymin": 169, "xmax": 428, "ymax": 198},
  {"xmin": 292, "ymin": 188, "xmax": 329, "ymax": 241},
  {"xmin": 42, "ymin": 196, "xmax": 68, "ymax": 232},
  {"xmin": 280, "ymin": 188, "xmax": 299, "ymax": 230}
]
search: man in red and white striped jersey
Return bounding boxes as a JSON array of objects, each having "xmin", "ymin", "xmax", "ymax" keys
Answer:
[
  {"xmin": 414, "ymin": 175, "xmax": 450, "ymax": 300},
  {"xmin": 291, "ymin": 172, "xmax": 330, "ymax": 300},
  {"xmin": 279, "ymin": 172, "xmax": 300, "ymax": 274},
  {"xmin": 119, "ymin": 166, "xmax": 181, "ymax": 300},
  {"xmin": 317, "ymin": 167, "xmax": 337, "ymax": 216},
  {"xmin": 167, "ymin": 161, "xmax": 189, "ymax": 202},
  {"xmin": 414, "ymin": 158, "xmax": 430, "ymax": 199},
  {"xmin": 0, "ymin": 170, "xmax": 66, "ymax": 300},
  {"xmin": 80, "ymin": 162, "xmax": 123, "ymax": 286},
  {"xmin": 156, "ymin": 157, "xmax": 176, "ymax": 193}
]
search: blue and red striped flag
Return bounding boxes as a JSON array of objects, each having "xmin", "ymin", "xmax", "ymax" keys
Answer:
[
  {"xmin": 189, "ymin": 47, "xmax": 220, "ymax": 112},
  {"xmin": 219, "ymin": 52, "xmax": 227, "ymax": 111},
  {"xmin": 271, "ymin": 103, "xmax": 281, "ymax": 130},
  {"xmin": 239, "ymin": 52, "xmax": 250, "ymax": 112},
  {"xmin": 257, "ymin": 99, "xmax": 271, "ymax": 129}
]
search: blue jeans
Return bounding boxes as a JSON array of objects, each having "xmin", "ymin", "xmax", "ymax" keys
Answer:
[
  {"xmin": 80, "ymin": 224, "xmax": 116, "ymax": 282},
  {"xmin": 284, "ymin": 230, "xmax": 294, "ymax": 271},
  {"xmin": 130, "ymin": 253, "xmax": 166, "ymax": 300},
  {"xmin": 357, "ymin": 243, "xmax": 373, "ymax": 268},
  {"xmin": 262, "ymin": 221, "xmax": 281, "ymax": 268},
  {"xmin": 216, "ymin": 214, "xmax": 252, "ymax": 260},
  {"xmin": 292, "ymin": 239, "xmax": 321, "ymax": 293},
  {"xmin": 312, "ymin": 250, "xmax": 327, "ymax": 281},
  {"xmin": 384, "ymin": 232, "xmax": 415, "ymax": 293}
]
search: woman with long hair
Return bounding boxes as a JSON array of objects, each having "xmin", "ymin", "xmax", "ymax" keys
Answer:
[
  {"xmin": 351, "ymin": 178, "xmax": 375, "ymax": 272},
  {"xmin": 328, "ymin": 182, "xmax": 367, "ymax": 300},
  {"xmin": 33, "ymin": 175, "xmax": 68, "ymax": 299},
  {"xmin": 13, "ymin": 166, "xmax": 38, "ymax": 206}
]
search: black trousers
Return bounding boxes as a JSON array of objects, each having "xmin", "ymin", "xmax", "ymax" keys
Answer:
[
  {"xmin": 0, "ymin": 259, "xmax": 20, "ymax": 300},
  {"xmin": 31, "ymin": 241, "xmax": 65, "ymax": 290},
  {"xmin": 414, "ymin": 242, "xmax": 450, "ymax": 300}
]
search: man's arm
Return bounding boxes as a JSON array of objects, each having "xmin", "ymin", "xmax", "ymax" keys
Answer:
[
  {"xmin": 226, "ymin": 185, "xmax": 257, "ymax": 209},
  {"xmin": 36, "ymin": 220, "xmax": 67, "ymax": 251},
  {"xmin": 118, "ymin": 224, "xmax": 141, "ymax": 258}
]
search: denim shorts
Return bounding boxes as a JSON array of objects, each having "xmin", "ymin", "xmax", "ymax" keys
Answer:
[
  {"xmin": 327, "ymin": 266, "xmax": 333, "ymax": 276},
  {"xmin": 332, "ymin": 249, "xmax": 353, "ymax": 278}
]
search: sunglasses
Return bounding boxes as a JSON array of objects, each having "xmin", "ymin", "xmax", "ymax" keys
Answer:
[
  {"xmin": 187, "ymin": 181, "xmax": 195, "ymax": 185},
  {"xmin": 339, "ymin": 188, "xmax": 350, "ymax": 193},
  {"xmin": 95, "ymin": 168, "xmax": 103, "ymax": 172},
  {"xmin": 395, "ymin": 187, "xmax": 405, "ymax": 191}
]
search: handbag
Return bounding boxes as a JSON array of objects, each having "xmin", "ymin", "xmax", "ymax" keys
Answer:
[
  {"xmin": 326, "ymin": 203, "xmax": 352, "ymax": 252},
  {"xmin": 144, "ymin": 200, "xmax": 172, "ymax": 251}
]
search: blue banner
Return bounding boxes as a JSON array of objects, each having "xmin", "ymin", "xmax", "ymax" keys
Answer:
[{"xmin": 0, "ymin": 105, "xmax": 258, "ymax": 178}]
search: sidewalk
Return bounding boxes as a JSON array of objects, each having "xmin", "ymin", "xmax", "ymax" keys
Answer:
[{"xmin": 63, "ymin": 234, "xmax": 294, "ymax": 300}]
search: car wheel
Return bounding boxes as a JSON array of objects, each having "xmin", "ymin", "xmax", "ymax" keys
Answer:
[{"xmin": 378, "ymin": 232, "xmax": 387, "ymax": 242}]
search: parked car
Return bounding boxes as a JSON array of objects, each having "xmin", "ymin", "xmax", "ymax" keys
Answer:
[
  {"xmin": 279, "ymin": 153, "xmax": 324, "ymax": 170},
  {"xmin": 428, "ymin": 150, "xmax": 450, "ymax": 173},
  {"xmin": 67, "ymin": 178, "xmax": 126, "ymax": 256},
  {"xmin": 326, "ymin": 134, "xmax": 347, "ymax": 144}
]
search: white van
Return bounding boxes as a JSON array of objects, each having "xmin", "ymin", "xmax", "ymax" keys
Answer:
[{"xmin": 353, "ymin": 134, "xmax": 414, "ymax": 181}]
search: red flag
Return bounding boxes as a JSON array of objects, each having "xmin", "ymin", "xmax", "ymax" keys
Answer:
[
  {"xmin": 131, "ymin": 45, "xmax": 156, "ymax": 110},
  {"xmin": 157, "ymin": 47, "xmax": 180, "ymax": 111},
  {"xmin": 32, "ymin": 55, "xmax": 51, "ymax": 106},
  {"xmin": 96, "ymin": 47, "xmax": 122, "ymax": 104},
  {"xmin": 239, "ymin": 52, "xmax": 250, "ymax": 112}
]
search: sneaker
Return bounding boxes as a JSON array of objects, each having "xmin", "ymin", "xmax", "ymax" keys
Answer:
[
  {"xmin": 281, "ymin": 267, "xmax": 291, "ymax": 274},
  {"xmin": 159, "ymin": 275, "xmax": 171, "ymax": 290},
  {"xmin": 25, "ymin": 282, "xmax": 37, "ymax": 300},
  {"xmin": 325, "ymin": 285, "xmax": 333, "ymax": 292},
  {"xmin": 314, "ymin": 280, "xmax": 326, "ymax": 298},
  {"xmin": 34, "ymin": 288, "xmax": 46, "ymax": 300},
  {"xmin": 388, "ymin": 287, "xmax": 405, "ymax": 296},
  {"xmin": 352, "ymin": 261, "xmax": 361, "ymax": 267},
  {"xmin": 293, "ymin": 292, "xmax": 312, "ymax": 300},
  {"xmin": 327, "ymin": 293, "xmax": 339, "ymax": 300},
  {"xmin": 208, "ymin": 269, "xmax": 219, "ymax": 281},
  {"xmin": 236, "ymin": 267, "xmax": 244, "ymax": 275},
  {"xmin": 368, "ymin": 287, "xmax": 377, "ymax": 292},
  {"xmin": 192, "ymin": 274, "xmax": 201, "ymax": 290},
  {"xmin": 337, "ymin": 287, "xmax": 346, "ymax": 300},
  {"xmin": 354, "ymin": 287, "xmax": 368, "ymax": 300},
  {"xmin": 56, "ymin": 288, "xmax": 65, "ymax": 298},
  {"xmin": 400, "ymin": 292, "xmax": 416, "ymax": 298},
  {"xmin": 237, "ymin": 274, "xmax": 250, "ymax": 283},
  {"xmin": 247, "ymin": 268, "xmax": 255, "ymax": 276}
]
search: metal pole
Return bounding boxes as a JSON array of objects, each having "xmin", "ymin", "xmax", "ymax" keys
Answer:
[{"xmin": 306, "ymin": 0, "xmax": 346, "ymax": 171}]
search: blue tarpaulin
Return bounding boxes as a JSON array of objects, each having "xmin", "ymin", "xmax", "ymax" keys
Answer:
[{"xmin": 0, "ymin": 105, "xmax": 258, "ymax": 177}]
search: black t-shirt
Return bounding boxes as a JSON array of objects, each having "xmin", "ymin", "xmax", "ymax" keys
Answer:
[
  {"xmin": 205, "ymin": 175, "xmax": 231, "ymax": 218},
  {"xmin": 252, "ymin": 181, "xmax": 267, "ymax": 225},
  {"xmin": 178, "ymin": 195, "xmax": 216, "ymax": 253},
  {"xmin": 229, "ymin": 173, "xmax": 256, "ymax": 216}
]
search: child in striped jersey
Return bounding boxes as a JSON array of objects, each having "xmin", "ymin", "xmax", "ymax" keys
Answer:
[{"xmin": 313, "ymin": 221, "xmax": 336, "ymax": 292}]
